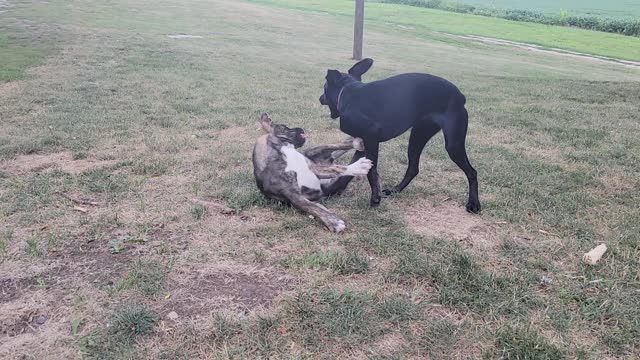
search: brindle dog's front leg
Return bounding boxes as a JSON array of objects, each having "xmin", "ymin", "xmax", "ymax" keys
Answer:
[
  {"xmin": 303, "ymin": 137, "xmax": 364, "ymax": 165},
  {"xmin": 309, "ymin": 157, "xmax": 373, "ymax": 179},
  {"xmin": 284, "ymin": 190, "xmax": 346, "ymax": 233}
]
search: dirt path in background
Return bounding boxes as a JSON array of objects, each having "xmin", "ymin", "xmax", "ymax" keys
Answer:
[{"xmin": 450, "ymin": 34, "xmax": 640, "ymax": 69}]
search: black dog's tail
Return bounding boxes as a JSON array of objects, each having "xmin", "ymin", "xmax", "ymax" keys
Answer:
[{"xmin": 447, "ymin": 91, "xmax": 466, "ymax": 111}]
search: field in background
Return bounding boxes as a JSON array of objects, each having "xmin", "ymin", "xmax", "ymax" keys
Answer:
[
  {"xmin": 253, "ymin": 0, "xmax": 640, "ymax": 61},
  {"xmin": 376, "ymin": 0, "xmax": 640, "ymax": 37},
  {"xmin": 461, "ymin": 0, "xmax": 640, "ymax": 18},
  {"xmin": 1, "ymin": 0, "xmax": 640, "ymax": 358}
]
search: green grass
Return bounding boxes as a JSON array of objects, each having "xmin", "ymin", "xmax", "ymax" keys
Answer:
[
  {"xmin": 0, "ymin": 30, "xmax": 47, "ymax": 83},
  {"xmin": 80, "ymin": 304, "xmax": 158, "ymax": 359},
  {"xmin": 283, "ymin": 249, "xmax": 370, "ymax": 275},
  {"xmin": 113, "ymin": 260, "xmax": 168, "ymax": 297},
  {"xmin": 494, "ymin": 326, "xmax": 566, "ymax": 359},
  {"xmin": 251, "ymin": 0, "xmax": 640, "ymax": 61},
  {"xmin": 1, "ymin": 0, "xmax": 639, "ymax": 358}
]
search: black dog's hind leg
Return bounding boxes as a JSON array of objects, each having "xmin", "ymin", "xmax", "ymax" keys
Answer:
[
  {"xmin": 442, "ymin": 107, "xmax": 480, "ymax": 213},
  {"xmin": 383, "ymin": 120, "xmax": 441, "ymax": 196}
]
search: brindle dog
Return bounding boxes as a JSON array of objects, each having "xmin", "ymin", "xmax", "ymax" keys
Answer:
[{"xmin": 252, "ymin": 113, "xmax": 372, "ymax": 233}]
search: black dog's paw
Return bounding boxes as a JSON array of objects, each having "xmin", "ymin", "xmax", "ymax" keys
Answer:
[
  {"xmin": 381, "ymin": 188, "xmax": 395, "ymax": 197},
  {"xmin": 466, "ymin": 200, "xmax": 481, "ymax": 214},
  {"xmin": 370, "ymin": 195, "xmax": 381, "ymax": 207}
]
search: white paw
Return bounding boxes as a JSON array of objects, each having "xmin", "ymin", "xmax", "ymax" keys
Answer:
[
  {"xmin": 329, "ymin": 219, "xmax": 346, "ymax": 233},
  {"xmin": 352, "ymin": 138, "xmax": 365, "ymax": 152},
  {"xmin": 346, "ymin": 158, "xmax": 373, "ymax": 176}
]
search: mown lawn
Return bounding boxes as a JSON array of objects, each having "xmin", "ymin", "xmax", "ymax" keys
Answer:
[{"xmin": 1, "ymin": 0, "xmax": 639, "ymax": 358}]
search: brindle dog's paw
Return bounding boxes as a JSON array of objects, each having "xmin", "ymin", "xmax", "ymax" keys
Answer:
[
  {"xmin": 347, "ymin": 158, "xmax": 373, "ymax": 176},
  {"xmin": 327, "ymin": 219, "xmax": 346, "ymax": 233},
  {"xmin": 352, "ymin": 138, "xmax": 365, "ymax": 152}
]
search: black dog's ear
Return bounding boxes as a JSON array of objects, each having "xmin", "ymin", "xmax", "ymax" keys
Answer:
[
  {"xmin": 348, "ymin": 58, "xmax": 373, "ymax": 80},
  {"xmin": 325, "ymin": 69, "xmax": 341, "ymax": 84}
]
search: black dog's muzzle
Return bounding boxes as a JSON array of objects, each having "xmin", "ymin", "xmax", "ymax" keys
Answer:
[{"xmin": 319, "ymin": 94, "xmax": 327, "ymax": 105}]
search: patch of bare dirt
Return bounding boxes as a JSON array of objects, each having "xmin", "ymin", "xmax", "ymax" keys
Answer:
[
  {"xmin": 165, "ymin": 264, "xmax": 295, "ymax": 318},
  {"xmin": 0, "ymin": 151, "xmax": 117, "ymax": 176},
  {"xmin": 402, "ymin": 199, "xmax": 498, "ymax": 248},
  {"xmin": 371, "ymin": 332, "xmax": 408, "ymax": 356},
  {"xmin": 0, "ymin": 310, "xmax": 47, "ymax": 337},
  {"xmin": 0, "ymin": 277, "xmax": 36, "ymax": 304}
]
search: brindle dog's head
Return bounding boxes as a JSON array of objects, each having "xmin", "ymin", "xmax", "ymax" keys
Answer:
[{"xmin": 259, "ymin": 113, "xmax": 307, "ymax": 148}]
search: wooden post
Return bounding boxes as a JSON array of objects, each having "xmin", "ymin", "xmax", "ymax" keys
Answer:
[{"xmin": 353, "ymin": 0, "xmax": 364, "ymax": 60}]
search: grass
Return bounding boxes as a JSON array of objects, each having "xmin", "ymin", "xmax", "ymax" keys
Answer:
[
  {"xmin": 113, "ymin": 260, "xmax": 168, "ymax": 297},
  {"xmin": 251, "ymin": 0, "xmax": 640, "ymax": 61},
  {"xmin": 0, "ymin": 29, "xmax": 48, "ymax": 83},
  {"xmin": 80, "ymin": 304, "xmax": 158, "ymax": 359},
  {"xmin": 283, "ymin": 249, "xmax": 370, "ymax": 275},
  {"xmin": 494, "ymin": 326, "xmax": 566, "ymax": 359},
  {"xmin": 0, "ymin": 0, "xmax": 639, "ymax": 358}
]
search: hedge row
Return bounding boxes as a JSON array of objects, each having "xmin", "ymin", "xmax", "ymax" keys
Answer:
[{"xmin": 377, "ymin": 0, "xmax": 640, "ymax": 37}]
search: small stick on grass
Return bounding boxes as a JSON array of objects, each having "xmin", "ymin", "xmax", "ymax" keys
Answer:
[{"xmin": 55, "ymin": 192, "xmax": 100, "ymax": 206}]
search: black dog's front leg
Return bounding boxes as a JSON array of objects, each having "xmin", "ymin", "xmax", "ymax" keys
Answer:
[{"xmin": 363, "ymin": 139, "xmax": 381, "ymax": 207}]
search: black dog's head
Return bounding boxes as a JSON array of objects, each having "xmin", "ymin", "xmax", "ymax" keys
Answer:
[
  {"xmin": 319, "ymin": 58, "xmax": 373, "ymax": 119},
  {"xmin": 259, "ymin": 113, "xmax": 307, "ymax": 148}
]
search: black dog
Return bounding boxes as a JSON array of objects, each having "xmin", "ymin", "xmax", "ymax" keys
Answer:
[{"xmin": 319, "ymin": 58, "xmax": 480, "ymax": 213}]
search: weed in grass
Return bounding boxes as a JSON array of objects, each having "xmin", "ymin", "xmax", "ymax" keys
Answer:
[
  {"xmin": 80, "ymin": 303, "xmax": 158, "ymax": 359},
  {"xmin": 209, "ymin": 313, "xmax": 243, "ymax": 344},
  {"xmin": 493, "ymin": 326, "xmax": 565, "ymax": 359},
  {"xmin": 190, "ymin": 203, "xmax": 207, "ymax": 220},
  {"xmin": 245, "ymin": 315, "xmax": 283, "ymax": 355},
  {"xmin": 113, "ymin": 260, "xmax": 168, "ymax": 297},
  {"xmin": 25, "ymin": 237, "xmax": 42, "ymax": 257}
]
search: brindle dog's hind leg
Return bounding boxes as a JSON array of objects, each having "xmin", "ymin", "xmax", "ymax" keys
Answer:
[{"xmin": 284, "ymin": 190, "xmax": 346, "ymax": 233}]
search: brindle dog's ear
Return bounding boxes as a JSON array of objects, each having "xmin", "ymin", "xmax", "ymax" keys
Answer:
[{"xmin": 259, "ymin": 113, "xmax": 273, "ymax": 133}]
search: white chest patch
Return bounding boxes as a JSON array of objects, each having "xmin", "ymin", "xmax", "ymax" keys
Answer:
[{"xmin": 280, "ymin": 144, "xmax": 321, "ymax": 190}]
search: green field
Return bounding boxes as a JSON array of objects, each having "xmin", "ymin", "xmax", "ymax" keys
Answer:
[
  {"xmin": 253, "ymin": 0, "xmax": 640, "ymax": 61},
  {"xmin": 1, "ymin": 0, "xmax": 640, "ymax": 358},
  {"xmin": 463, "ymin": 0, "xmax": 640, "ymax": 18}
]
